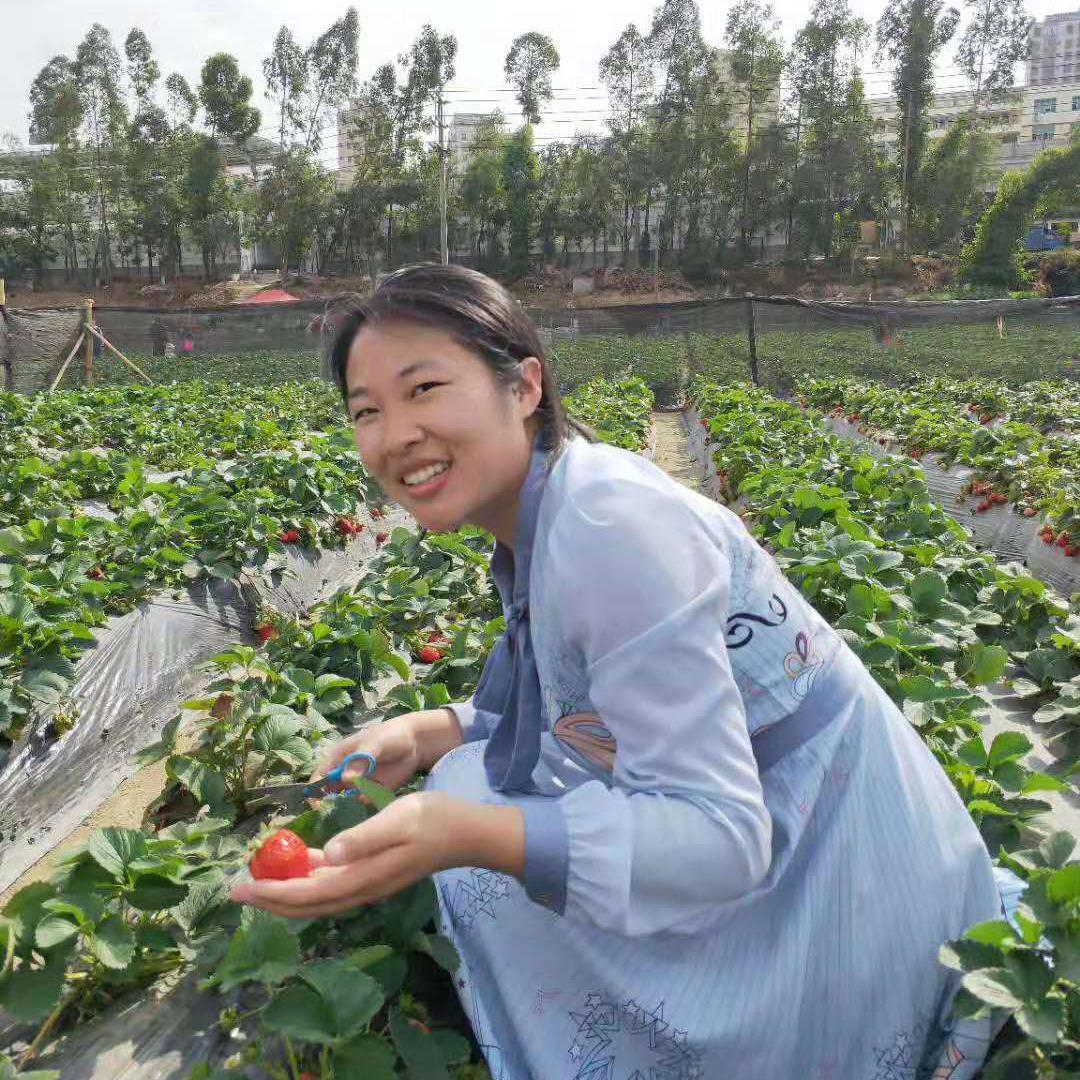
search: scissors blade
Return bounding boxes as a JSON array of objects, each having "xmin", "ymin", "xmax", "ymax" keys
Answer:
[{"xmin": 245, "ymin": 782, "xmax": 311, "ymax": 811}]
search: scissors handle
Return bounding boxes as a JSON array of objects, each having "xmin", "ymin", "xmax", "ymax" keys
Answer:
[{"xmin": 316, "ymin": 750, "xmax": 377, "ymax": 794}]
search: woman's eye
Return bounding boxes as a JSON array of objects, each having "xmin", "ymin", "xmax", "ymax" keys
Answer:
[
  {"xmin": 352, "ymin": 407, "xmax": 377, "ymax": 423},
  {"xmin": 412, "ymin": 381, "xmax": 443, "ymax": 398}
]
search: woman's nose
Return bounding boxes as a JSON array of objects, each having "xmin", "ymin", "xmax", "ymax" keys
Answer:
[{"xmin": 379, "ymin": 407, "xmax": 424, "ymax": 457}]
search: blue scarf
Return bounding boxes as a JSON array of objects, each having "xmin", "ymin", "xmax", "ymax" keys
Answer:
[{"xmin": 473, "ymin": 442, "xmax": 552, "ymax": 793}]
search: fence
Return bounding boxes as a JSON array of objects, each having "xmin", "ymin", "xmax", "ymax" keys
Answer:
[{"xmin": 2, "ymin": 292, "xmax": 1079, "ymax": 395}]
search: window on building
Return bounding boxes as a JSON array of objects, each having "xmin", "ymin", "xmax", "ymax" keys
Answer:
[
  {"xmin": 1032, "ymin": 124, "xmax": 1056, "ymax": 141},
  {"xmin": 1034, "ymin": 97, "xmax": 1058, "ymax": 114},
  {"xmin": 1073, "ymin": 96, "xmax": 1080, "ymax": 111}
]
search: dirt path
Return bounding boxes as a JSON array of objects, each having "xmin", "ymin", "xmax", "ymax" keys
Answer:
[{"xmin": 651, "ymin": 411, "xmax": 703, "ymax": 492}]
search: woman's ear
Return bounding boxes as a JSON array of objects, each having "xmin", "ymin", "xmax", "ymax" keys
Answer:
[{"xmin": 515, "ymin": 357, "xmax": 544, "ymax": 420}]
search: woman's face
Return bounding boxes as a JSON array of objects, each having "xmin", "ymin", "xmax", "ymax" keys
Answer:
[{"xmin": 345, "ymin": 319, "xmax": 544, "ymax": 542}]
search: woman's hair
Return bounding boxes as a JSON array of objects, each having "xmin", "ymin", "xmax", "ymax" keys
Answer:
[{"xmin": 324, "ymin": 263, "xmax": 591, "ymax": 450}]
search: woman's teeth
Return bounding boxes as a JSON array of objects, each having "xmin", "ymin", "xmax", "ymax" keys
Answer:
[{"xmin": 403, "ymin": 462, "xmax": 449, "ymax": 487}]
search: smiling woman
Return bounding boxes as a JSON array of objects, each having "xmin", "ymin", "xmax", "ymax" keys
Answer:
[{"xmin": 232, "ymin": 264, "xmax": 1018, "ymax": 1080}]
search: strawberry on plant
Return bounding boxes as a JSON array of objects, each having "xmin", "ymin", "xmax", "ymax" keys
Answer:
[
  {"xmin": 86, "ymin": 566, "xmax": 104, "ymax": 579},
  {"xmin": 375, "ymin": 531, "xmax": 389, "ymax": 546},
  {"xmin": 1066, "ymin": 545, "xmax": 1079, "ymax": 557},
  {"xmin": 255, "ymin": 623, "xmax": 278, "ymax": 644},
  {"xmin": 369, "ymin": 506, "xmax": 384, "ymax": 519},
  {"xmin": 990, "ymin": 493, "xmax": 1007, "ymax": 505},
  {"xmin": 1022, "ymin": 507, "xmax": 1038, "ymax": 517},
  {"xmin": 249, "ymin": 829, "xmax": 311, "ymax": 880},
  {"xmin": 1057, "ymin": 531, "xmax": 1070, "ymax": 548},
  {"xmin": 417, "ymin": 645, "xmax": 444, "ymax": 664},
  {"xmin": 279, "ymin": 529, "xmax": 301, "ymax": 544},
  {"xmin": 427, "ymin": 630, "xmax": 449, "ymax": 644}
]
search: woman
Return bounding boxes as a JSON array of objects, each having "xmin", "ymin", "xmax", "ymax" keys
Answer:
[{"xmin": 233, "ymin": 264, "xmax": 1014, "ymax": 1079}]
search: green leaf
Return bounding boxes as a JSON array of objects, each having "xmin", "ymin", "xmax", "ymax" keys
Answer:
[
  {"xmin": 1015, "ymin": 995, "xmax": 1065, "ymax": 1044},
  {"xmin": 961, "ymin": 967, "xmax": 1023, "ymax": 1010},
  {"xmin": 134, "ymin": 715, "xmax": 182, "ymax": 767},
  {"xmin": 1038, "ymin": 831, "xmax": 1076, "ymax": 869},
  {"xmin": 332, "ymin": 1034, "xmax": 396, "ymax": 1079},
  {"xmin": 964, "ymin": 921, "xmax": 1017, "ymax": 948},
  {"xmin": 390, "ymin": 1007, "xmax": 451, "ymax": 1079},
  {"xmin": 0, "ymin": 948, "xmax": 70, "ymax": 1022},
  {"xmin": 127, "ymin": 874, "xmax": 189, "ymax": 912},
  {"xmin": 0, "ymin": 1053, "xmax": 61, "ymax": 1079},
  {"xmin": 34, "ymin": 915, "xmax": 80, "ymax": 949},
  {"xmin": 262, "ymin": 983, "xmax": 337, "ymax": 1044},
  {"xmin": 298, "ymin": 959, "xmax": 385, "ymax": 1040},
  {"xmin": 87, "ymin": 827, "xmax": 147, "ymax": 881},
  {"xmin": 412, "ymin": 932, "xmax": 460, "ymax": 975},
  {"xmin": 168, "ymin": 756, "xmax": 229, "ymax": 814},
  {"xmin": 88, "ymin": 915, "xmax": 136, "ymax": 970},
  {"xmin": 987, "ymin": 731, "xmax": 1032, "ymax": 768},
  {"xmin": 956, "ymin": 643, "xmax": 1008, "ymax": 687},
  {"xmin": 20, "ymin": 667, "xmax": 70, "ymax": 706},
  {"xmin": 910, "ymin": 570, "xmax": 947, "ymax": 610},
  {"xmin": 352, "ymin": 775, "xmax": 395, "ymax": 811},
  {"xmin": 1046, "ymin": 864, "xmax": 1080, "ymax": 904},
  {"xmin": 956, "ymin": 737, "xmax": 988, "ymax": 768},
  {"xmin": 217, "ymin": 909, "xmax": 300, "ymax": 991}
]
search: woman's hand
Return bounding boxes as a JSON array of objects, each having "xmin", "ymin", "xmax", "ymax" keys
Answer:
[
  {"xmin": 230, "ymin": 792, "xmax": 524, "ymax": 919},
  {"xmin": 313, "ymin": 707, "xmax": 463, "ymax": 793}
]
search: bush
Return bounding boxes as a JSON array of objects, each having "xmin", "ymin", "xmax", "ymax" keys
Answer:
[{"xmin": 1032, "ymin": 248, "xmax": 1080, "ymax": 297}]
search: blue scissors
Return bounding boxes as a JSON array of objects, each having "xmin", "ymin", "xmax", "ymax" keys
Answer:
[{"xmin": 246, "ymin": 751, "xmax": 377, "ymax": 811}]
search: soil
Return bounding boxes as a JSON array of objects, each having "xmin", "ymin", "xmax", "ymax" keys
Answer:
[{"xmin": 651, "ymin": 411, "xmax": 705, "ymax": 492}]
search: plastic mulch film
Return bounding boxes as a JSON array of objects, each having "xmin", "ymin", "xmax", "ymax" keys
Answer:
[
  {"xmin": 683, "ymin": 406, "xmax": 1080, "ymax": 840},
  {"xmin": 818, "ymin": 415, "xmax": 1080, "ymax": 599},
  {"xmin": 0, "ymin": 506, "xmax": 410, "ymax": 896}
]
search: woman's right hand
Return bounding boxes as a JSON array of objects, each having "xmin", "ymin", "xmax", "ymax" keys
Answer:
[{"xmin": 312, "ymin": 708, "xmax": 463, "ymax": 794}]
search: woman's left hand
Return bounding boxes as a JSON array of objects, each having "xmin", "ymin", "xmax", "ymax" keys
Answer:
[{"xmin": 230, "ymin": 791, "xmax": 524, "ymax": 920}]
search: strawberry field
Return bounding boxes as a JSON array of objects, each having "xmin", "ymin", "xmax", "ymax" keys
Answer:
[
  {"xmin": 0, "ymin": 374, "xmax": 654, "ymax": 1078},
  {"xmin": 688, "ymin": 383, "xmax": 1080, "ymax": 1075},
  {"xmin": 2, "ymin": 328, "xmax": 1080, "ymax": 1076}
]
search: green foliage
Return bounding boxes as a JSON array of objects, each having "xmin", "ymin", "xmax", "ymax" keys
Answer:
[
  {"xmin": 1033, "ymin": 250, "xmax": 1080, "ymax": 299},
  {"xmin": 961, "ymin": 141, "xmax": 1080, "ymax": 287},
  {"xmin": 502, "ymin": 126, "xmax": 540, "ymax": 279}
]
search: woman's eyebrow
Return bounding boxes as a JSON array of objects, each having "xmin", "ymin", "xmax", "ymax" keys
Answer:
[{"xmin": 347, "ymin": 360, "xmax": 441, "ymax": 400}]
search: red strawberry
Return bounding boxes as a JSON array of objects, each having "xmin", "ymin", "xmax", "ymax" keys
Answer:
[
  {"xmin": 1057, "ymin": 531, "xmax": 1070, "ymax": 548},
  {"xmin": 369, "ymin": 507, "xmax": 384, "ymax": 519},
  {"xmin": 210, "ymin": 693, "xmax": 234, "ymax": 719},
  {"xmin": 975, "ymin": 500, "xmax": 991, "ymax": 513},
  {"xmin": 279, "ymin": 529, "xmax": 301, "ymax": 544},
  {"xmin": 1042, "ymin": 531, "xmax": 1056, "ymax": 545},
  {"xmin": 255, "ymin": 624, "xmax": 278, "ymax": 644},
  {"xmin": 335, "ymin": 517, "xmax": 359, "ymax": 536},
  {"xmin": 417, "ymin": 645, "xmax": 444, "ymax": 664},
  {"xmin": 86, "ymin": 566, "xmax": 104, "ymax": 580},
  {"xmin": 375, "ymin": 531, "xmax": 389, "ymax": 546},
  {"xmin": 991, "ymin": 493, "xmax": 1007, "ymax": 505},
  {"xmin": 1022, "ymin": 507, "xmax": 1037, "ymax": 517},
  {"xmin": 249, "ymin": 829, "xmax": 311, "ymax": 881},
  {"xmin": 427, "ymin": 630, "xmax": 449, "ymax": 644},
  {"xmin": 1065, "ymin": 545, "xmax": 1079, "ymax": 557}
]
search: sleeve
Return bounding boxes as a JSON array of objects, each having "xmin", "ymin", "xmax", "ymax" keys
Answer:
[
  {"xmin": 445, "ymin": 697, "xmax": 500, "ymax": 743},
  {"xmin": 528, "ymin": 476, "xmax": 773, "ymax": 937}
]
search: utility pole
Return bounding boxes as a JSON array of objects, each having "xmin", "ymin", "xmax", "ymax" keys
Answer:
[{"xmin": 438, "ymin": 93, "xmax": 449, "ymax": 265}]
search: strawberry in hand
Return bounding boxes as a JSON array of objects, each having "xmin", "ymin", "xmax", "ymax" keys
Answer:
[{"xmin": 249, "ymin": 829, "xmax": 311, "ymax": 881}]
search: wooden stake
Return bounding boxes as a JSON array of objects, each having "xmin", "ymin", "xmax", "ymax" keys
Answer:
[
  {"xmin": 746, "ymin": 293, "xmax": 760, "ymax": 386},
  {"xmin": 83, "ymin": 299, "xmax": 94, "ymax": 385},
  {"xmin": 86, "ymin": 324, "xmax": 153, "ymax": 384},
  {"xmin": 48, "ymin": 331, "xmax": 86, "ymax": 392},
  {"xmin": 997, "ymin": 314, "xmax": 1005, "ymax": 339},
  {"xmin": 0, "ymin": 278, "xmax": 6, "ymax": 306}
]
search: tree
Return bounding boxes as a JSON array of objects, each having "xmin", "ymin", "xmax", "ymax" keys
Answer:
[
  {"xmin": 792, "ymin": 0, "xmax": 880, "ymax": 256},
  {"xmin": 876, "ymin": 0, "xmax": 961, "ymax": 249},
  {"xmin": 263, "ymin": 27, "xmax": 307, "ymax": 150},
  {"xmin": 250, "ymin": 150, "xmax": 333, "ymax": 275},
  {"xmin": 183, "ymin": 135, "xmax": 237, "ymax": 278},
  {"xmin": 954, "ymin": 0, "xmax": 1031, "ymax": 109},
  {"xmin": 28, "ymin": 56, "xmax": 83, "ymax": 145},
  {"xmin": 504, "ymin": 32, "xmax": 560, "ymax": 125},
  {"xmin": 460, "ymin": 115, "xmax": 508, "ymax": 265},
  {"xmin": 502, "ymin": 126, "xmax": 540, "ymax": 277},
  {"xmin": 911, "ymin": 116, "xmax": 994, "ymax": 250},
  {"xmin": 199, "ymin": 53, "xmax": 260, "ymax": 144},
  {"xmin": 125, "ymin": 28, "xmax": 159, "ymax": 105},
  {"xmin": 300, "ymin": 7, "xmax": 360, "ymax": 152},
  {"xmin": 599, "ymin": 24, "xmax": 655, "ymax": 264},
  {"xmin": 164, "ymin": 73, "xmax": 198, "ymax": 129},
  {"xmin": 725, "ymin": 0, "xmax": 786, "ymax": 252},
  {"xmin": 960, "ymin": 139, "xmax": 1080, "ymax": 286}
]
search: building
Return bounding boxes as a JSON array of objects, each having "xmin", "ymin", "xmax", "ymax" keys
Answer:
[
  {"xmin": 867, "ymin": 82, "xmax": 1080, "ymax": 187},
  {"xmin": 448, "ymin": 113, "xmax": 504, "ymax": 175},
  {"xmin": 1029, "ymin": 9, "xmax": 1080, "ymax": 86}
]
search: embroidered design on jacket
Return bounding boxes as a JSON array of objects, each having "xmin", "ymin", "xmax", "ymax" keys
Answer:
[
  {"xmin": 725, "ymin": 593, "xmax": 788, "ymax": 649},
  {"xmin": 554, "ymin": 713, "xmax": 617, "ymax": 772}
]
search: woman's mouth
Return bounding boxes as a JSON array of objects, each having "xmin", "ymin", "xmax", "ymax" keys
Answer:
[{"xmin": 401, "ymin": 460, "xmax": 451, "ymax": 498}]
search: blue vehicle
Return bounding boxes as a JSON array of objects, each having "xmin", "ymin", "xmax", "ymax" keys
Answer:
[{"xmin": 1025, "ymin": 223, "xmax": 1066, "ymax": 252}]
